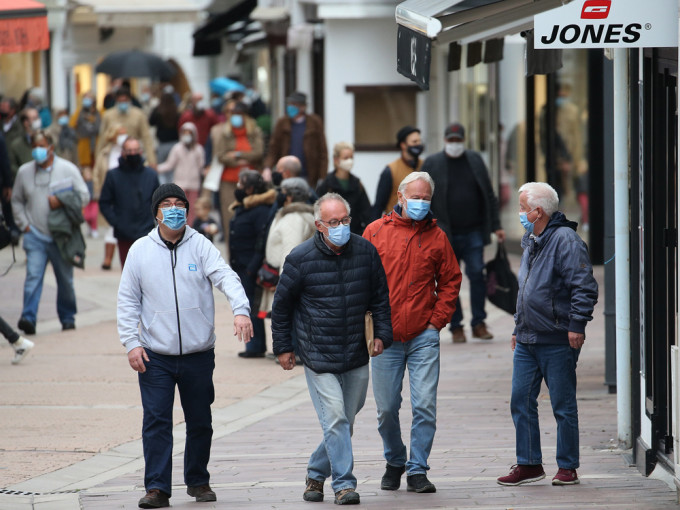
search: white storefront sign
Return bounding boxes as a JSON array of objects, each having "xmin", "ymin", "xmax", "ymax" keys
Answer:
[{"xmin": 534, "ymin": 0, "xmax": 678, "ymax": 48}]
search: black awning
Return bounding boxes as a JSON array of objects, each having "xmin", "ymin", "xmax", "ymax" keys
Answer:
[{"xmin": 193, "ymin": 0, "xmax": 257, "ymax": 41}]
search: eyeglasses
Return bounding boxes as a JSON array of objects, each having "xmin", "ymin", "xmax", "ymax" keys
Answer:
[
  {"xmin": 319, "ymin": 216, "xmax": 351, "ymax": 228},
  {"xmin": 160, "ymin": 200, "xmax": 186, "ymax": 209}
]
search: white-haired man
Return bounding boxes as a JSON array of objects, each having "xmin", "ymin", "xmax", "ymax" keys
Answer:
[{"xmin": 497, "ymin": 182, "xmax": 598, "ymax": 487}]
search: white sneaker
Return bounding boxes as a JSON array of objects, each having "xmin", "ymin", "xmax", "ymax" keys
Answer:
[{"xmin": 11, "ymin": 336, "xmax": 34, "ymax": 365}]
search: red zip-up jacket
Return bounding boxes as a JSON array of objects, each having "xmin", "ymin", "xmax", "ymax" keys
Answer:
[{"xmin": 363, "ymin": 210, "xmax": 462, "ymax": 342}]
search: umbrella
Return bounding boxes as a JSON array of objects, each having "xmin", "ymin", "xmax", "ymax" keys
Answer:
[
  {"xmin": 96, "ymin": 50, "xmax": 176, "ymax": 81},
  {"xmin": 210, "ymin": 77, "xmax": 245, "ymax": 96}
]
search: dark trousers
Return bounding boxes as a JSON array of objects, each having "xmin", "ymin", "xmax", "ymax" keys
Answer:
[
  {"xmin": 138, "ymin": 349, "xmax": 215, "ymax": 496},
  {"xmin": 117, "ymin": 238, "xmax": 134, "ymax": 268},
  {"xmin": 448, "ymin": 230, "xmax": 487, "ymax": 329},
  {"xmin": 0, "ymin": 314, "xmax": 19, "ymax": 343},
  {"xmin": 234, "ymin": 266, "xmax": 266, "ymax": 354}
]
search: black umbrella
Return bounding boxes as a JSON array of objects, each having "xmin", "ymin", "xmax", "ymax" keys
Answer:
[{"xmin": 95, "ymin": 50, "xmax": 176, "ymax": 80}]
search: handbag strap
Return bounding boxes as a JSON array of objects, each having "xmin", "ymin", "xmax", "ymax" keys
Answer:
[{"xmin": 0, "ymin": 243, "xmax": 16, "ymax": 277}]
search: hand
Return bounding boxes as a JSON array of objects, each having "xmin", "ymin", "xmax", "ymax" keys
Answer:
[
  {"xmin": 48, "ymin": 195, "xmax": 62, "ymax": 210},
  {"xmin": 128, "ymin": 347, "xmax": 149, "ymax": 373},
  {"xmin": 24, "ymin": 226, "xmax": 30, "ymax": 233},
  {"xmin": 495, "ymin": 229, "xmax": 506, "ymax": 243},
  {"xmin": 568, "ymin": 332, "xmax": 585, "ymax": 349},
  {"xmin": 2, "ymin": 187, "xmax": 10, "ymax": 201},
  {"xmin": 277, "ymin": 352, "xmax": 295, "ymax": 370},
  {"xmin": 262, "ymin": 168, "xmax": 272, "ymax": 182},
  {"xmin": 511, "ymin": 335, "xmax": 516, "ymax": 351},
  {"xmin": 371, "ymin": 339, "xmax": 384, "ymax": 357},
  {"xmin": 234, "ymin": 314, "xmax": 253, "ymax": 343}
]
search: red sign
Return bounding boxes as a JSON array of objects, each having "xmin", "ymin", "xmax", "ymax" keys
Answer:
[{"xmin": 581, "ymin": 0, "xmax": 611, "ymax": 19}]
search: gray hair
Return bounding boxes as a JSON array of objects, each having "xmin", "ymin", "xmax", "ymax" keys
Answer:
[
  {"xmin": 398, "ymin": 171, "xmax": 435, "ymax": 196},
  {"xmin": 519, "ymin": 182, "xmax": 559, "ymax": 216},
  {"xmin": 281, "ymin": 177, "xmax": 310, "ymax": 203},
  {"xmin": 314, "ymin": 192, "xmax": 351, "ymax": 221}
]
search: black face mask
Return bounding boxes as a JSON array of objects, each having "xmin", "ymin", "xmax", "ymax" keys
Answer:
[
  {"xmin": 271, "ymin": 171, "xmax": 283, "ymax": 186},
  {"xmin": 276, "ymin": 192, "xmax": 287, "ymax": 207},
  {"xmin": 120, "ymin": 154, "xmax": 143, "ymax": 168},
  {"xmin": 234, "ymin": 188, "xmax": 247, "ymax": 202},
  {"xmin": 407, "ymin": 144, "xmax": 424, "ymax": 159}
]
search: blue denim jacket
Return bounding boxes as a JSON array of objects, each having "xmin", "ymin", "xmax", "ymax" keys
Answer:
[{"xmin": 514, "ymin": 211, "xmax": 598, "ymax": 345}]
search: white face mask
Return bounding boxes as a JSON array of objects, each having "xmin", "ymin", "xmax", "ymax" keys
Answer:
[
  {"xmin": 337, "ymin": 158, "xmax": 353, "ymax": 171},
  {"xmin": 181, "ymin": 134, "xmax": 193, "ymax": 145},
  {"xmin": 445, "ymin": 142, "xmax": 465, "ymax": 158},
  {"xmin": 31, "ymin": 118, "xmax": 42, "ymax": 131},
  {"xmin": 116, "ymin": 134, "xmax": 127, "ymax": 147}
]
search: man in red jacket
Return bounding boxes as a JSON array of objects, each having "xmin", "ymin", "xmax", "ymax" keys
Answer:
[{"xmin": 364, "ymin": 171, "xmax": 462, "ymax": 494}]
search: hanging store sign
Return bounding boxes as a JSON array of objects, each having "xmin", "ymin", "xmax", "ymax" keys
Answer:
[{"xmin": 534, "ymin": 0, "xmax": 678, "ymax": 48}]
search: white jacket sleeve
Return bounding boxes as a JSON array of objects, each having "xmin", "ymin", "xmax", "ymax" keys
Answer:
[
  {"xmin": 117, "ymin": 245, "xmax": 144, "ymax": 352},
  {"xmin": 201, "ymin": 238, "xmax": 251, "ymax": 317}
]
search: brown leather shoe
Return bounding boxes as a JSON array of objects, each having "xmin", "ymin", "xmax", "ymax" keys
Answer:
[
  {"xmin": 138, "ymin": 489, "xmax": 169, "ymax": 508},
  {"xmin": 472, "ymin": 322, "xmax": 493, "ymax": 340},
  {"xmin": 187, "ymin": 484, "xmax": 217, "ymax": 502},
  {"xmin": 451, "ymin": 327, "xmax": 466, "ymax": 343}
]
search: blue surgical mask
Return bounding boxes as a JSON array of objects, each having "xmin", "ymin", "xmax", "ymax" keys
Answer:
[
  {"xmin": 160, "ymin": 206, "xmax": 187, "ymax": 231},
  {"xmin": 32, "ymin": 146, "xmax": 49, "ymax": 164},
  {"xmin": 326, "ymin": 224, "xmax": 351, "ymax": 246},
  {"xmin": 117, "ymin": 101, "xmax": 130, "ymax": 113},
  {"xmin": 58, "ymin": 115, "xmax": 69, "ymax": 126},
  {"xmin": 405, "ymin": 199, "xmax": 430, "ymax": 221},
  {"xmin": 286, "ymin": 104, "xmax": 299, "ymax": 118},
  {"xmin": 82, "ymin": 97, "xmax": 93, "ymax": 108},
  {"xmin": 231, "ymin": 114, "xmax": 243, "ymax": 128},
  {"xmin": 519, "ymin": 209, "xmax": 537, "ymax": 234}
]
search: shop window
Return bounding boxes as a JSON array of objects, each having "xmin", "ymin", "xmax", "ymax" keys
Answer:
[{"xmin": 346, "ymin": 85, "xmax": 419, "ymax": 151}]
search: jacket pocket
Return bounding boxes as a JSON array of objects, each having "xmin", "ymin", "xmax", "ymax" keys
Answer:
[{"xmin": 179, "ymin": 308, "xmax": 215, "ymax": 347}]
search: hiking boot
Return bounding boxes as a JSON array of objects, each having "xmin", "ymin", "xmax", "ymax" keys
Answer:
[
  {"xmin": 552, "ymin": 468, "xmax": 579, "ymax": 485},
  {"xmin": 138, "ymin": 489, "xmax": 169, "ymax": 508},
  {"xmin": 406, "ymin": 474, "xmax": 436, "ymax": 493},
  {"xmin": 380, "ymin": 463, "xmax": 405, "ymax": 490},
  {"xmin": 472, "ymin": 322, "xmax": 493, "ymax": 340},
  {"xmin": 334, "ymin": 488, "xmax": 360, "ymax": 505},
  {"xmin": 17, "ymin": 318, "xmax": 36, "ymax": 335},
  {"xmin": 451, "ymin": 326, "xmax": 466, "ymax": 343},
  {"xmin": 187, "ymin": 484, "xmax": 216, "ymax": 502},
  {"xmin": 497, "ymin": 464, "xmax": 545, "ymax": 486},
  {"xmin": 11, "ymin": 336, "xmax": 34, "ymax": 365},
  {"xmin": 303, "ymin": 476, "xmax": 324, "ymax": 502}
]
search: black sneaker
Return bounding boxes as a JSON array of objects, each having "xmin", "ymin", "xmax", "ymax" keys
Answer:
[
  {"xmin": 187, "ymin": 484, "xmax": 216, "ymax": 502},
  {"xmin": 303, "ymin": 476, "xmax": 324, "ymax": 502},
  {"xmin": 17, "ymin": 318, "xmax": 36, "ymax": 335},
  {"xmin": 138, "ymin": 489, "xmax": 169, "ymax": 508},
  {"xmin": 62, "ymin": 323, "xmax": 75, "ymax": 331},
  {"xmin": 381, "ymin": 463, "xmax": 405, "ymax": 490},
  {"xmin": 334, "ymin": 488, "xmax": 360, "ymax": 505},
  {"xmin": 406, "ymin": 473, "xmax": 436, "ymax": 493}
]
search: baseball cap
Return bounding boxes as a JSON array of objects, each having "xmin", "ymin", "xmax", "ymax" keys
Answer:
[{"xmin": 445, "ymin": 123, "xmax": 466, "ymax": 140}]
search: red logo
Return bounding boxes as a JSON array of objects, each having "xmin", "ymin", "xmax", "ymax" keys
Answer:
[{"xmin": 581, "ymin": 0, "xmax": 611, "ymax": 19}]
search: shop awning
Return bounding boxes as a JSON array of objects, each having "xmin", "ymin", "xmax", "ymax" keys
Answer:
[
  {"xmin": 395, "ymin": 0, "xmax": 573, "ymax": 89},
  {"xmin": 73, "ymin": 0, "xmax": 205, "ymax": 27},
  {"xmin": 0, "ymin": 0, "xmax": 49, "ymax": 55},
  {"xmin": 192, "ymin": 0, "xmax": 258, "ymax": 56}
]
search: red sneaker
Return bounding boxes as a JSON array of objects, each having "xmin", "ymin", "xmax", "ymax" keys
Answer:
[
  {"xmin": 552, "ymin": 468, "xmax": 579, "ymax": 485},
  {"xmin": 497, "ymin": 464, "xmax": 546, "ymax": 486}
]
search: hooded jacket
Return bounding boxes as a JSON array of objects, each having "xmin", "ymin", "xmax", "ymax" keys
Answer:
[
  {"xmin": 157, "ymin": 122, "xmax": 205, "ymax": 191},
  {"xmin": 514, "ymin": 211, "xmax": 598, "ymax": 344},
  {"xmin": 271, "ymin": 232, "xmax": 393, "ymax": 374},
  {"xmin": 363, "ymin": 207, "xmax": 462, "ymax": 342},
  {"xmin": 117, "ymin": 225, "xmax": 250, "ymax": 355}
]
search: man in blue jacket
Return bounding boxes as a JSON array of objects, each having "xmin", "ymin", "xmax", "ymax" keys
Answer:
[
  {"xmin": 272, "ymin": 192, "xmax": 392, "ymax": 506},
  {"xmin": 497, "ymin": 182, "xmax": 598, "ymax": 487},
  {"xmin": 99, "ymin": 136, "xmax": 159, "ymax": 268}
]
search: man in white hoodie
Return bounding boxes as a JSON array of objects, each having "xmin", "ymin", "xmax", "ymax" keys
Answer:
[{"xmin": 117, "ymin": 183, "xmax": 253, "ymax": 509}]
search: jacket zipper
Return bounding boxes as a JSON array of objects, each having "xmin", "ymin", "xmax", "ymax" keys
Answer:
[
  {"xmin": 520, "ymin": 243, "xmax": 538, "ymax": 331},
  {"xmin": 170, "ymin": 247, "xmax": 183, "ymax": 355}
]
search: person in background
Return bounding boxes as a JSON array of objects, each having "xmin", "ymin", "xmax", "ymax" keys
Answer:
[
  {"xmin": 372, "ymin": 126, "xmax": 424, "ymax": 220},
  {"xmin": 157, "ymin": 122, "xmax": 204, "ymax": 225},
  {"xmin": 192, "ymin": 196, "xmax": 219, "ymax": 242},
  {"xmin": 46, "ymin": 108, "xmax": 78, "ymax": 165},
  {"xmin": 9, "ymin": 108, "xmax": 41, "ymax": 176},
  {"xmin": 178, "ymin": 92, "xmax": 219, "ymax": 147},
  {"xmin": 21, "ymin": 88, "xmax": 51, "ymax": 129},
  {"xmin": 73, "ymin": 92, "xmax": 101, "ymax": 168},
  {"xmin": 0, "ymin": 101, "xmax": 20, "ymax": 245},
  {"xmin": 81, "ymin": 165, "xmax": 99, "ymax": 238},
  {"xmin": 316, "ymin": 142, "xmax": 371, "ymax": 235},
  {"xmin": 0, "ymin": 314, "xmax": 34, "ymax": 364},
  {"xmin": 149, "ymin": 92, "xmax": 180, "ymax": 185},
  {"xmin": 1, "ymin": 97, "xmax": 22, "ymax": 147}
]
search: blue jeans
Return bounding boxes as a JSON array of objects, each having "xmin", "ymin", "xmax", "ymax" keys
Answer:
[
  {"xmin": 21, "ymin": 228, "xmax": 76, "ymax": 325},
  {"xmin": 138, "ymin": 349, "xmax": 215, "ymax": 496},
  {"xmin": 448, "ymin": 230, "xmax": 486, "ymax": 329},
  {"xmin": 305, "ymin": 364, "xmax": 369, "ymax": 492},
  {"xmin": 511, "ymin": 342, "xmax": 580, "ymax": 469},
  {"xmin": 371, "ymin": 328, "xmax": 440, "ymax": 475}
]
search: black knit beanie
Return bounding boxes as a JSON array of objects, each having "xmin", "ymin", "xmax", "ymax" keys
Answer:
[{"xmin": 151, "ymin": 183, "xmax": 189, "ymax": 218}]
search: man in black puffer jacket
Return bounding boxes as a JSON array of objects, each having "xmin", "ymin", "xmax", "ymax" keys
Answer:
[{"xmin": 272, "ymin": 192, "xmax": 392, "ymax": 506}]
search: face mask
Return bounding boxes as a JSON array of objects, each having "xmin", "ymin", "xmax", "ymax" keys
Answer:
[
  {"xmin": 0, "ymin": 112, "xmax": 8, "ymax": 119},
  {"xmin": 337, "ymin": 158, "xmax": 353, "ymax": 171},
  {"xmin": 230, "ymin": 114, "xmax": 244, "ymax": 128},
  {"xmin": 234, "ymin": 188, "xmax": 247, "ymax": 202},
  {"xmin": 407, "ymin": 144, "xmax": 424, "ymax": 158},
  {"xmin": 117, "ymin": 101, "xmax": 130, "ymax": 113},
  {"xmin": 519, "ymin": 209, "xmax": 538, "ymax": 234},
  {"xmin": 31, "ymin": 118, "xmax": 42, "ymax": 131},
  {"xmin": 271, "ymin": 171, "xmax": 283, "ymax": 186},
  {"xmin": 404, "ymin": 199, "xmax": 430, "ymax": 221},
  {"xmin": 116, "ymin": 134, "xmax": 127, "ymax": 147},
  {"xmin": 123, "ymin": 154, "xmax": 143, "ymax": 168},
  {"xmin": 325, "ymin": 223, "xmax": 351, "ymax": 246},
  {"xmin": 159, "ymin": 206, "xmax": 187, "ymax": 231},
  {"xmin": 32, "ymin": 146, "xmax": 49, "ymax": 164},
  {"xmin": 194, "ymin": 101, "xmax": 206, "ymax": 111},
  {"xmin": 58, "ymin": 116, "xmax": 69, "ymax": 127},
  {"xmin": 445, "ymin": 142, "xmax": 465, "ymax": 158},
  {"xmin": 82, "ymin": 97, "xmax": 93, "ymax": 109},
  {"xmin": 556, "ymin": 96, "xmax": 567, "ymax": 108},
  {"xmin": 140, "ymin": 93, "xmax": 151, "ymax": 103},
  {"xmin": 286, "ymin": 105, "xmax": 299, "ymax": 118},
  {"xmin": 181, "ymin": 134, "xmax": 193, "ymax": 145}
]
